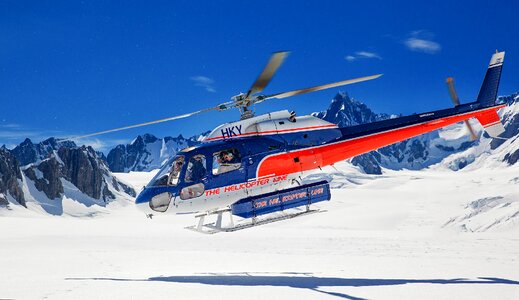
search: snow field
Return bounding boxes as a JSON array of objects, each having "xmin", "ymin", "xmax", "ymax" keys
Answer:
[{"xmin": 1, "ymin": 163, "xmax": 518, "ymax": 299}]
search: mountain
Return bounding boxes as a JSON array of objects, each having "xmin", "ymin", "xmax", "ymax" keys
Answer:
[
  {"xmin": 11, "ymin": 137, "xmax": 77, "ymax": 166},
  {"xmin": 106, "ymin": 133, "xmax": 204, "ymax": 172},
  {"xmin": 313, "ymin": 92, "xmax": 519, "ymax": 174},
  {"xmin": 1, "ymin": 142, "xmax": 135, "ymax": 215},
  {"xmin": 492, "ymin": 93, "xmax": 519, "ymax": 154},
  {"xmin": 312, "ymin": 92, "xmax": 394, "ymax": 126},
  {"xmin": 0, "ymin": 148, "xmax": 25, "ymax": 207}
]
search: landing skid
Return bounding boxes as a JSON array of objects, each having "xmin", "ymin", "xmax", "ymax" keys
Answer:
[{"xmin": 185, "ymin": 206, "xmax": 322, "ymax": 234}]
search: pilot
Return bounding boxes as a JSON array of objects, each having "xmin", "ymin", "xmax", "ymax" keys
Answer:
[
  {"xmin": 188, "ymin": 156, "xmax": 206, "ymax": 182},
  {"xmin": 168, "ymin": 159, "xmax": 184, "ymax": 185}
]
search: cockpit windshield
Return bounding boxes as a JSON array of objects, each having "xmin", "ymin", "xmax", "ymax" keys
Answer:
[{"xmin": 147, "ymin": 155, "xmax": 185, "ymax": 187}]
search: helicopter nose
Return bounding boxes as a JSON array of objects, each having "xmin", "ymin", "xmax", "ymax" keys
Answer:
[
  {"xmin": 135, "ymin": 190, "xmax": 154, "ymax": 215},
  {"xmin": 135, "ymin": 187, "xmax": 174, "ymax": 214}
]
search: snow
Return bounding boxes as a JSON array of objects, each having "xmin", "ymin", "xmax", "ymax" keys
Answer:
[{"xmin": 1, "ymin": 162, "xmax": 519, "ymax": 299}]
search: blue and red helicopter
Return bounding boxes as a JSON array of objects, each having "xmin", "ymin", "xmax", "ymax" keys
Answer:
[{"xmin": 76, "ymin": 51, "xmax": 506, "ymax": 232}]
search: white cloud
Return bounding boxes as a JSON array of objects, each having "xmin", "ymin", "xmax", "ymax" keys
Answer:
[
  {"xmin": 0, "ymin": 123, "xmax": 21, "ymax": 129},
  {"xmin": 190, "ymin": 76, "xmax": 216, "ymax": 93},
  {"xmin": 355, "ymin": 51, "xmax": 382, "ymax": 60},
  {"xmin": 345, "ymin": 55, "xmax": 356, "ymax": 62},
  {"xmin": 404, "ymin": 31, "xmax": 441, "ymax": 54},
  {"xmin": 345, "ymin": 51, "xmax": 382, "ymax": 62}
]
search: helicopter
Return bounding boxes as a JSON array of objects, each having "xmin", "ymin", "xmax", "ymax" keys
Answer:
[{"xmin": 74, "ymin": 51, "xmax": 506, "ymax": 233}]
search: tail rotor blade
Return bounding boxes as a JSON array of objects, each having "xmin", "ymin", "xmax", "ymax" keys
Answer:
[
  {"xmin": 464, "ymin": 120, "xmax": 478, "ymax": 141},
  {"xmin": 446, "ymin": 77, "xmax": 478, "ymax": 141},
  {"xmin": 246, "ymin": 51, "xmax": 289, "ymax": 98},
  {"xmin": 263, "ymin": 74, "xmax": 382, "ymax": 101},
  {"xmin": 446, "ymin": 77, "xmax": 461, "ymax": 106}
]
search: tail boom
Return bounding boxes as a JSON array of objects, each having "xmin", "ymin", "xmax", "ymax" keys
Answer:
[
  {"xmin": 256, "ymin": 51, "xmax": 507, "ymax": 177},
  {"xmin": 257, "ymin": 104, "xmax": 505, "ymax": 177}
]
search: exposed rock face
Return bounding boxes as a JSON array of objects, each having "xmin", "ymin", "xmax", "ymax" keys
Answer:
[
  {"xmin": 2, "ymin": 141, "xmax": 136, "ymax": 212},
  {"xmin": 24, "ymin": 157, "xmax": 64, "ymax": 200},
  {"xmin": 313, "ymin": 92, "xmax": 391, "ymax": 127},
  {"xmin": 504, "ymin": 148, "xmax": 519, "ymax": 165},
  {"xmin": 351, "ymin": 152, "xmax": 382, "ymax": 175},
  {"xmin": 58, "ymin": 146, "xmax": 135, "ymax": 201},
  {"xmin": 11, "ymin": 137, "xmax": 76, "ymax": 166},
  {"xmin": 59, "ymin": 146, "xmax": 105, "ymax": 200},
  {"xmin": 379, "ymin": 138, "xmax": 430, "ymax": 165},
  {"xmin": 491, "ymin": 93, "xmax": 519, "ymax": 150},
  {"xmin": 0, "ymin": 194, "xmax": 8, "ymax": 207},
  {"xmin": 106, "ymin": 133, "xmax": 200, "ymax": 172},
  {"xmin": 106, "ymin": 144, "xmax": 126, "ymax": 172},
  {"xmin": 0, "ymin": 148, "xmax": 25, "ymax": 206}
]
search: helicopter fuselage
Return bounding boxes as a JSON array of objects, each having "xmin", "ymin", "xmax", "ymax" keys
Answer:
[{"xmin": 135, "ymin": 100, "xmax": 505, "ymax": 216}]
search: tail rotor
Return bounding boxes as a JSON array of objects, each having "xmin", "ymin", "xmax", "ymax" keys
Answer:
[{"xmin": 445, "ymin": 77, "xmax": 478, "ymax": 141}]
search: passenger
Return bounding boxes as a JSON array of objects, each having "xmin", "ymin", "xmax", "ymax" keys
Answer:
[
  {"xmin": 217, "ymin": 150, "xmax": 240, "ymax": 174},
  {"xmin": 223, "ymin": 151, "xmax": 237, "ymax": 163}
]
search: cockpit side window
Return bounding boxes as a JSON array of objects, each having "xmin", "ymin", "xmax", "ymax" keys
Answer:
[
  {"xmin": 168, "ymin": 156, "xmax": 185, "ymax": 185},
  {"xmin": 147, "ymin": 156, "xmax": 185, "ymax": 187},
  {"xmin": 212, "ymin": 148, "xmax": 241, "ymax": 175},
  {"xmin": 185, "ymin": 154, "xmax": 207, "ymax": 183}
]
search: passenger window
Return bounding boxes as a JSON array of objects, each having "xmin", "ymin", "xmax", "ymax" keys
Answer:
[
  {"xmin": 185, "ymin": 155, "xmax": 207, "ymax": 183},
  {"xmin": 180, "ymin": 183, "xmax": 205, "ymax": 200},
  {"xmin": 149, "ymin": 156, "xmax": 185, "ymax": 187},
  {"xmin": 212, "ymin": 148, "xmax": 241, "ymax": 175}
]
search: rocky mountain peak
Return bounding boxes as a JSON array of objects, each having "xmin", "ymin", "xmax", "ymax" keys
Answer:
[
  {"xmin": 313, "ymin": 92, "xmax": 383, "ymax": 128},
  {"xmin": 21, "ymin": 145, "xmax": 135, "ymax": 208},
  {"xmin": 0, "ymin": 148, "xmax": 25, "ymax": 207},
  {"xmin": 11, "ymin": 137, "xmax": 77, "ymax": 166},
  {"xmin": 107, "ymin": 133, "xmax": 201, "ymax": 172}
]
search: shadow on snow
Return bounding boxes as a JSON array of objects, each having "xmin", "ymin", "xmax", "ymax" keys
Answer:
[{"xmin": 66, "ymin": 273, "xmax": 519, "ymax": 300}]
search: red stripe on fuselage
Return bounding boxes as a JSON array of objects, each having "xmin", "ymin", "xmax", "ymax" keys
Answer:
[{"xmin": 257, "ymin": 105, "xmax": 505, "ymax": 177}]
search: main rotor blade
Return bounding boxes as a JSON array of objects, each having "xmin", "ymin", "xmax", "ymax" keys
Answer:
[
  {"xmin": 70, "ymin": 101, "xmax": 236, "ymax": 140},
  {"xmin": 263, "ymin": 74, "xmax": 383, "ymax": 100},
  {"xmin": 246, "ymin": 51, "xmax": 289, "ymax": 98},
  {"xmin": 446, "ymin": 77, "xmax": 478, "ymax": 141}
]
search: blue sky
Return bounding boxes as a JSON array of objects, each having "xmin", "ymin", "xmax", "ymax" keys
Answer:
[{"xmin": 1, "ymin": 0, "xmax": 518, "ymax": 152}]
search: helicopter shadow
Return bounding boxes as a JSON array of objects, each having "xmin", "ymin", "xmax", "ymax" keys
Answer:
[{"xmin": 66, "ymin": 272, "xmax": 519, "ymax": 300}]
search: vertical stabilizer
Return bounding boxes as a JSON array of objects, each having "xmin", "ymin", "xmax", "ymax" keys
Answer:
[{"xmin": 477, "ymin": 51, "xmax": 505, "ymax": 107}]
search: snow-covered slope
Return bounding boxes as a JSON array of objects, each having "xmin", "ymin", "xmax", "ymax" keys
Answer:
[{"xmin": 1, "ymin": 161, "xmax": 518, "ymax": 300}]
